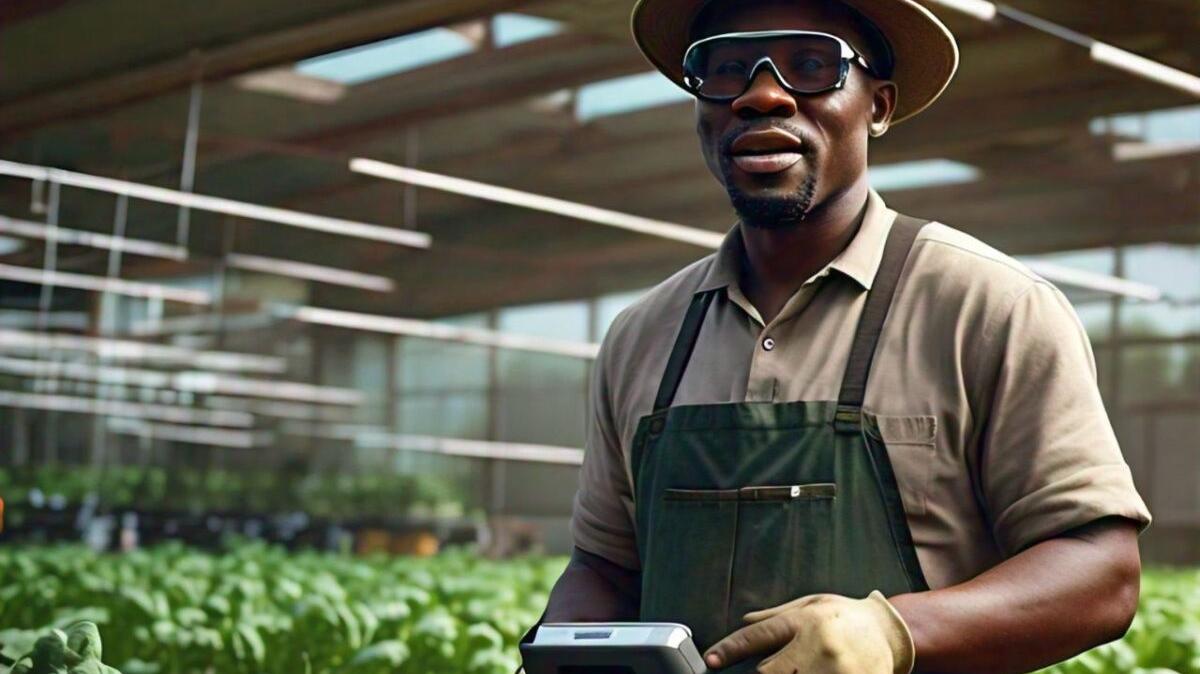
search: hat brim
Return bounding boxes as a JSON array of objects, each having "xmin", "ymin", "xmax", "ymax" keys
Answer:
[{"xmin": 631, "ymin": 0, "xmax": 959, "ymax": 124}]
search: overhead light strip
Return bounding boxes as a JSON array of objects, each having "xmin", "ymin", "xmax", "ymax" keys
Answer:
[
  {"xmin": 126, "ymin": 311, "xmax": 279, "ymax": 337},
  {"xmin": 283, "ymin": 304, "xmax": 600, "ymax": 359},
  {"xmin": 107, "ymin": 418, "xmax": 269, "ymax": 449},
  {"xmin": 1111, "ymin": 140, "xmax": 1200, "ymax": 162},
  {"xmin": 0, "ymin": 263, "xmax": 211, "ymax": 304},
  {"xmin": 0, "ymin": 215, "xmax": 188, "ymax": 260},
  {"xmin": 363, "ymin": 432, "xmax": 585, "ymax": 466},
  {"xmin": 347, "ymin": 159, "xmax": 1159, "ymax": 302},
  {"xmin": 205, "ymin": 395, "xmax": 353, "ymax": 422},
  {"xmin": 304, "ymin": 424, "xmax": 585, "ymax": 465},
  {"xmin": 1088, "ymin": 42, "xmax": 1200, "ymax": 97},
  {"xmin": 0, "ymin": 328, "xmax": 287, "ymax": 373},
  {"xmin": 924, "ymin": 0, "xmax": 1200, "ymax": 97},
  {"xmin": 0, "ymin": 310, "xmax": 89, "ymax": 330},
  {"xmin": 0, "ymin": 355, "xmax": 363, "ymax": 405},
  {"xmin": 1021, "ymin": 261, "xmax": 1163, "ymax": 302},
  {"xmin": 0, "ymin": 390, "xmax": 253, "ymax": 427},
  {"xmin": 349, "ymin": 157, "xmax": 726, "ymax": 249},
  {"xmin": 226, "ymin": 252, "xmax": 395, "ymax": 292},
  {"xmin": 0, "ymin": 159, "xmax": 431, "ymax": 249}
]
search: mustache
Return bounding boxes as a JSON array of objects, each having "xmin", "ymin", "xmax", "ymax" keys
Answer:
[{"xmin": 719, "ymin": 123, "xmax": 817, "ymax": 156}]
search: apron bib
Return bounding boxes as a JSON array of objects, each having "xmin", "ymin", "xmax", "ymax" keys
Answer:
[{"xmin": 632, "ymin": 215, "xmax": 931, "ymax": 672}]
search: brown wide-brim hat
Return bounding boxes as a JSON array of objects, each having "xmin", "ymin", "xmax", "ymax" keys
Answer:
[{"xmin": 631, "ymin": 0, "xmax": 959, "ymax": 124}]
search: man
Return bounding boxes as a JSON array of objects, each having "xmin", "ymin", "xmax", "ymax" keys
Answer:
[{"xmin": 532, "ymin": 1, "xmax": 1152, "ymax": 672}]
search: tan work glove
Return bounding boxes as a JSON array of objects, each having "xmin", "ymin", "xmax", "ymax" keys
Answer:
[{"xmin": 703, "ymin": 591, "xmax": 915, "ymax": 674}]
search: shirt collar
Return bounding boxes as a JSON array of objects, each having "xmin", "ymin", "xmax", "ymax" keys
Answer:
[{"xmin": 696, "ymin": 187, "xmax": 897, "ymax": 294}]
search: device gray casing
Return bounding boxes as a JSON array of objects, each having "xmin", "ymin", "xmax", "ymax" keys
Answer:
[{"xmin": 520, "ymin": 622, "xmax": 708, "ymax": 674}]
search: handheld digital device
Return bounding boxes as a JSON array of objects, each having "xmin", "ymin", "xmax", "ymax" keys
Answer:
[{"xmin": 519, "ymin": 622, "xmax": 709, "ymax": 674}]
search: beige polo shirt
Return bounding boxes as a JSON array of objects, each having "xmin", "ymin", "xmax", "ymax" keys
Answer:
[{"xmin": 570, "ymin": 188, "xmax": 1151, "ymax": 590}]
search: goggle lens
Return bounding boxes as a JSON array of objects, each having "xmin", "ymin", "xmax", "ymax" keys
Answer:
[{"xmin": 684, "ymin": 33, "xmax": 849, "ymax": 99}]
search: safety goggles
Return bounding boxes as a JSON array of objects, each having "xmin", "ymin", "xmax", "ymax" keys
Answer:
[{"xmin": 682, "ymin": 30, "xmax": 877, "ymax": 101}]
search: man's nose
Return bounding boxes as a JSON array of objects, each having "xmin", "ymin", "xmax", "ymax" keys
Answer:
[{"xmin": 731, "ymin": 66, "xmax": 799, "ymax": 118}]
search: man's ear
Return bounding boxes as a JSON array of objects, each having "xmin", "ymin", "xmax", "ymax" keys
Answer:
[{"xmin": 869, "ymin": 80, "xmax": 898, "ymax": 138}]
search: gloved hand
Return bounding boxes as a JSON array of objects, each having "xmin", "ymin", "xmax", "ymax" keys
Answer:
[{"xmin": 703, "ymin": 591, "xmax": 915, "ymax": 674}]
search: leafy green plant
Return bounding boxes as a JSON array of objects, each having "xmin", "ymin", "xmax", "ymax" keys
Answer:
[
  {"xmin": 0, "ymin": 542, "xmax": 562, "ymax": 674},
  {"xmin": 0, "ymin": 621, "xmax": 122, "ymax": 674},
  {"xmin": 4, "ymin": 542, "xmax": 1193, "ymax": 674},
  {"xmin": 0, "ymin": 465, "xmax": 469, "ymax": 521}
]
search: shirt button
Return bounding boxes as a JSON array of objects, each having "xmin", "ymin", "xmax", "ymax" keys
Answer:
[{"xmin": 762, "ymin": 337, "xmax": 776, "ymax": 351}]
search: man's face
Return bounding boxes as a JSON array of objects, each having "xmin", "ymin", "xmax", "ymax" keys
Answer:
[{"xmin": 693, "ymin": 0, "xmax": 896, "ymax": 228}]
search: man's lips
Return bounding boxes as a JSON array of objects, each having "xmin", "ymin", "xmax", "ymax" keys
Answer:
[{"xmin": 728, "ymin": 129, "xmax": 806, "ymax": 175}]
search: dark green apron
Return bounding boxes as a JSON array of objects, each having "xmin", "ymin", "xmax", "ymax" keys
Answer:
[{"xmin": 632, "ymin": 215, "xmax": 932, "ymax": 673}]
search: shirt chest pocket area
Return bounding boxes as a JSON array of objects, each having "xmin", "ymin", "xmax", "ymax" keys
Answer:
[{"xmin": 864, "ymin": 413, "xmax": 938, "ymax": 517}]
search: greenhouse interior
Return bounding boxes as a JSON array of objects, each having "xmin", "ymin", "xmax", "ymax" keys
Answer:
[{"xmin": 0, "ymin": 0, "xmax": 1197, "ymax": 672}]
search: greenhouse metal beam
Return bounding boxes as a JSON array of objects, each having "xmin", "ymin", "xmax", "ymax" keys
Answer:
[
  {"xmin": 0, "ymin": 159, "xmax": 430, "ymax": 248},
  {"xmin": 0, "ymin": 390, "xmax": 254, "ymax": 427},
  {"xmin": 0, "ymin": 0, "xmax": 532, "ymax": 134},
  {"xmin": 304, "ymin": 424, "xmax": 585, "ymax": 465},
  {"xmin": 1022, "ymin": 260, "xmax": 1163, "ymax": 302},
  {"xmin": 283, "ymin": 305, "xmax": 601, "ymax": 359},
  {"xmin": 0, "ymin": 214, "xmax": 188, "ymax": 260},
  {"xmin": 106, "ymin": 418, "xmax": 270, "ymax": 449},
  {"xmin": 350, "ymin": 157, "xmax": 725, "ymax": 249},
  {"xmin": 351, "ymin": 157, "xmax": 1167, "ymax": 302},
  {"xmin": 0, "ymin": 263, "xmax": 211, "ymax": 305},
  {"xmin": 0, "ymin": 355, "xmax": 364, "ymax": 406},
  {"xmin": 0, "ymin": 329, "xmax": 287, "ymax": 374},
  {"xmin": 226, "ymin": 253, "xmax": 394, "ymax": 292}
]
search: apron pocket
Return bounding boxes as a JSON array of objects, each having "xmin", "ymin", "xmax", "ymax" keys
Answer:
[
  {"xmin": 641, "ymin": 489, "xmax": 738, "ymax": 653},
  {"xmin": 865, "ymin": 413, "xmax": 937, "ymax": 516},
  {"xmin": 728, "ymin": 484, "xmax": 837, "ymax": 624}
]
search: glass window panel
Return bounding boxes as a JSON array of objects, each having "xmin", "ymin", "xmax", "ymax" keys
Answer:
[
  {"xmin": 1071, "ymin": 301, "xmax": 1113, "ymax": 342},
  {"xmin": 352, "ymin": 335, "xmax": 390, "ymax": 425},
  {"xmin": 296, "ymin": 29, "xmax": 475, "ymax": 84},
  {"xmin": 495, "ymin": 351, "xmax": 587, "ymax": 446},
  {"xmin": 1092, "ymin": 345, "xmax": 1114, "ymax": 404},
  {"xmin": 397, "ymin": 338, "xmax": 490, "ymax": 392},
  {"xmin": 1110, "ymin": 411, "xmax": 1147, "ymax": 487},
  {"xmin": 498, "ymin": 300, "xmax": 589, "ymax": 341},
  {"xmin": 1121, "ymin": 301, "xmax": 1200, "ymax": 339},
  {"xmin": 1018, "ymin": 247, "xmax": 1116, "ymax": 276},
  {"xmin": 595, "ymin": 288, "xmax": 649, "ymax": 340},
  {"xmin": 396, "ymin": 392, "xmax": 489, "ymax": 440},
  {"xmin": 493, "ymin": 13, "xmax": 563, "ymax": 47},
  {"xmin": 494, "ymin": 388, "xmax": 587, "ymax": 447},
  {"xmin": 497, "ymin": 350, "xmax": 587, "ymax": 386},
  {"xmin": 1119, "ymin": 344, "xmax": 1198, "ymax": 404},
  {"xmin": 396, "ymin": 313, "xmax": 490, "ymax": 393},
  {"xmin": 575, "ymin": 71, "xmax": 693, "ymax": 123},
  {"xmin": 1150, "ymin": 412, "xmax": 1200, "ymax": 520},
  {"xmin": 868, "ymin": 159, "xmax": 980, "ymax": 192},
  {"xmin": 1124, "ymin": 244, "xmax": 1200, "ymax": 302}
]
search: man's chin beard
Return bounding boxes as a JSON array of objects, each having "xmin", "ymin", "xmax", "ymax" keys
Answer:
[{"xmin": 726, "ymin": 172, "xmax": 818, "ymax": 231}]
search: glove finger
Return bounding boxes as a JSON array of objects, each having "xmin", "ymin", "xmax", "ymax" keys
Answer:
[
  {"xmin": 743, "ymin": 594, "xmax": 826, "ymax": 623},
  {"xmin": 755, "ymin": 639, "xmax": 809, "ymax": 674},
  {"xmin": 704, "ymin": 614, "xmax": 795, "ymax": 669}
]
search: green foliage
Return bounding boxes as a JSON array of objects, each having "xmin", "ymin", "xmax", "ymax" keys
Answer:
[
  {"xmin": 1037, "ymin": 568, "xmax": 1200, "ymax": 674},
  {"xmin": 2, "ymin": 622, "xmax": 121, "ymax": 674},
  {"xmin": 0, "ymin": 543, "xmax": 563, "ymax": 674},
  {"xmin": 9, "ymin": 543, "xmax": 1192, "ymax": 674},
  {"xmin": 0, "ymin": 466, "xmax": 467, "ymax": 520}
]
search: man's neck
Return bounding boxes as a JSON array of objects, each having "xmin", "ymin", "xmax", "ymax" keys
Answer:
[{"xmin": 738, "ymin": 179, "xmax": 870, "ymax": 325}]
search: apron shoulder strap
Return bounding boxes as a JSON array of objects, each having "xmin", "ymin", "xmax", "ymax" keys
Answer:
[
  {"xmin": 835, "ymin": 213, "xmax": 929, "ymax": 421},
  {"xmin": 653, "ymin": 290, "xmax": 717, "ymax": 412}
]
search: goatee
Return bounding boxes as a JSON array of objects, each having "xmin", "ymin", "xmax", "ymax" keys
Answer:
[{"xmin": 728, "ymin": 171, "xmax": 819, "ymax": 230}]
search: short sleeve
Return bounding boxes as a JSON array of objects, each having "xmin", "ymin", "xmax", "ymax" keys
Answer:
[
  {"xmin": 569, "ymin": 318, "xmax": 641, "ymax": 570},
  {"xmin": 980, "ymin": 282, "xmax": 1152, "ymax": 556}
]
